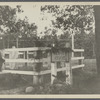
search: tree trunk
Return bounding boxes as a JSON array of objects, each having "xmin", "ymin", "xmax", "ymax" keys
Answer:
[
  {"xmin": 94, "ymin": 6, "xmax": 100, "ymax": 75},
  {"xmin": 7, "ymin": 37, "xmax": 9, "ymax": 48},
  {"xmin": 16, "ymin": 38, "xmax": 18, "ymax": 48}
]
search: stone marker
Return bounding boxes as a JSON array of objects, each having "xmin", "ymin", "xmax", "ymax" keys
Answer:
[{"xmin": 25, "ymin": 86, "xmax": 35, "ymax": 94}]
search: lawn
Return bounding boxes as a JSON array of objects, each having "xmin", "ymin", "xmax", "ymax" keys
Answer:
[
  {"xmin": 84, "ymin": 59, "xmax": 97, "ymax": 74},
  {"xmin": 0, "ymin": 59, "xmax": 99, "ymax": 94}
]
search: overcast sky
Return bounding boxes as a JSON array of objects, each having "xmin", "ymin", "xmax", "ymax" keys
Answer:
[
  {"xmin": 9, "ymin": 4, "xmax": 94, "ymax": 37},
  {"xmin": 10, "ymin": 4, "xmax": 64, "ymax": 37}
]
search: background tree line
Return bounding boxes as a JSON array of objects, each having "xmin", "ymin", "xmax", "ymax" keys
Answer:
[{"xmin": 0, "ymin": 5, "xmax": 95, "ymax": 59}]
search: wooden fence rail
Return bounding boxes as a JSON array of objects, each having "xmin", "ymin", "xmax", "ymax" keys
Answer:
[
  {"xmin": 72, "ymin": 49, "xmax": 85, "ymax": 69},
  {"xmin": 1, "ymin": 48, "xmax": 85, "ymax": 85}
]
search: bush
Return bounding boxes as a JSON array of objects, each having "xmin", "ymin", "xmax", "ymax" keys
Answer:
[{"xmin": 26, "ymin": 79, "xmax": 73, "ymax": 94}]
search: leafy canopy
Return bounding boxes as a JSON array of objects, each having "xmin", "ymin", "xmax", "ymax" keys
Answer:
[{"xmin": 41, "ymin": 5, "xmax": 94, "ymax": 36}]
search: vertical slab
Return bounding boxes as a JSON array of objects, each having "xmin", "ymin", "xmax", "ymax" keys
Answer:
[
  {"xmin": 79, "ymin": 52, "xmax": 82, "ymax": 65},
  {"xmin": 78, "ymin": 59, "xmax": 82, "ymax": 65},
  {"xmin": 65, "ymin": 62, "xmax": 72, "ymax": 85},
  {"xmin": 33, "ymin": 62, "xmax": 43, "ymax": 85},
  {"xmin": 33, "ymin": 75, "xmax": 39, "ymax": 85},
  {"xmin": 72, "ymin": 34, "xmax": 74, "ymax": 57},
  {"xmin": 33, "ymin": 63, "xmax": 38, "ymax": 85},
  {"xmin": 51, "ymin": 62, "xmax": 57, "ymax": 84},
  {"xmin": 38, "ymin": 75, "xmax": 43, "ymax": 84}
]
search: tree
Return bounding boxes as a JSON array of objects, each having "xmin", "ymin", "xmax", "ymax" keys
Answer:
[
  {"xmin": 94, "ymin": 6, "xmax": 100, "ymax": 75},
  {"xmin": 0, "ymin": 6, "xmax": 24, "ymax": 48},
  {"xmin": 10, "ymin": 17, "xmax": 37, "ymax": 48},
  {"xmin": 42, "ymin": 5, "xmax": 100, "ymax": 74},
  {"xmin": 74, "ymin": 32, "xmax": 95, "ymax": 59},
  {"xmin": 0, "ymin": 6, "xmax": 38, "ymax": 48},
  {"xmin": 40, "ymin": 5, "xmax": 94, "ymax": 48},
  {"xmin": 41, "ymin": 5, "xmax": 94, "ymax": 35},
  {"xmin": 0, "ymin": 6, "xmax": 17, "ymax": 48}
]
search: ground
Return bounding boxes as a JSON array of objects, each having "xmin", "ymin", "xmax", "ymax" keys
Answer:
[{"xmin": 0, "ymin": 59, "xmax": 99, "ymax": 94}]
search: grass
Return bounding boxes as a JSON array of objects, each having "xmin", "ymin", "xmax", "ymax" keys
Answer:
[
  {"xmin": 0, "ymin": 59, "xmax": 98, "ymax": 94},
  {"xmin": 84, "ymin": 59, "xmax": 97, "ymax": 74},
  {"xmin": 71, "ymin": 59, "xmax": 98, "ymax": 94}
]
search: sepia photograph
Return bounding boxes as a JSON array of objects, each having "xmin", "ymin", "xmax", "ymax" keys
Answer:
[{"xmin": 0, "ymin": 1, "xmax": 99, "ymax": 98}]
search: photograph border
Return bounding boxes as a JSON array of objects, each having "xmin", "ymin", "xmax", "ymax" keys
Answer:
[{"xmin": 0, "ymin": 1, "xmax": 99, "ymax": 99}]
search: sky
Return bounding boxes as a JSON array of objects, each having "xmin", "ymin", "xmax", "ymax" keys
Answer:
[
  {"xmin": 9, "ymin": 4, "xmax": 94, "ymax": 36},
  {"xmin": 9, "ymin": 4, "xmax": 63, "ymax": 37}
]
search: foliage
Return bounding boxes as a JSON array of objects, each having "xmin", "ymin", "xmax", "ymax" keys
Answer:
[
  {"xmin": 25, "ymin": 81, "xmax": 72, "ymax": 94},
  {"xmin": 41, "ymin": 5, "xmax": 95, "ymax": 58},
  {"xmin": 40, "ymin": 5, "xmax": 95, "ymax": 57},
  {"xmin": 0, "ymin": 6, "xmax": 38, "ymax": 48},
  {"xmin": 74, "ymin": 32, "xmax": 95, "ymax": 58},
  {"xmin": 0, "ymin": 6, "xmax": 16, "ymax": 35},
  {"xmin": 6, "ymin": 17, "xmax": 37, "ymax": 48},
  {"xmin": 41, "ymin": 5, "xmax": 94, "ymax": 36},
  {"xmin": 12, "ymin": 18, "xmax": 37, "ymax": 39},
  {"xmin": 0, "ymin": 5, "xmax": 95, "ymax": 56}
]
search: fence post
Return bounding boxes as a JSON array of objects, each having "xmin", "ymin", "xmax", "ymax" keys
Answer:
[
  {"xmin": 65, "ymin": 61, "xmax": 72, "ymax": 85},
  {"xmin": 78, "ymin": 52, "xmax": 84, "ymax": 70},
  {"xmin": 79, "ymin": 59, "xmax": 82, "ymax": 65},
  {"xmin": 33, "ymin": 62, "xmax": 43, "ymax": 85},
  {"xmin": 38, "ymin": 75, "xmax": 43, "ymax": 84},
  {"xmin": 32, "ymin": 63, "xmax": 40, "ymax": 85},
  {"xmin": 79, "ymin": 51, "xmax": 82, "ymax": 65},
  {"xmin": 33, "ymin": 75, "xmax": 39, "ymax": 85},
  {"xmin": 51, "ymin": 62, "xmax": 57, "ymax": 84}
]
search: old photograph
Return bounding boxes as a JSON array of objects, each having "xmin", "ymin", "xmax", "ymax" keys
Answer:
[{"xmin": 0, "ymin": 2, "xmax": 99, "ymax": 97}]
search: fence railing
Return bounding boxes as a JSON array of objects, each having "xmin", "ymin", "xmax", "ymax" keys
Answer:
[
  {"xmin": 71, "ymin": 49, "xmax": 85, "ymax": 69},
  {"xmin": 2, "ymin": 48, "xmax": 85, "ymax": 75},
  {"xmin": 1, "ymin": 47, "xmax": 85, "ymax": 84}
]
